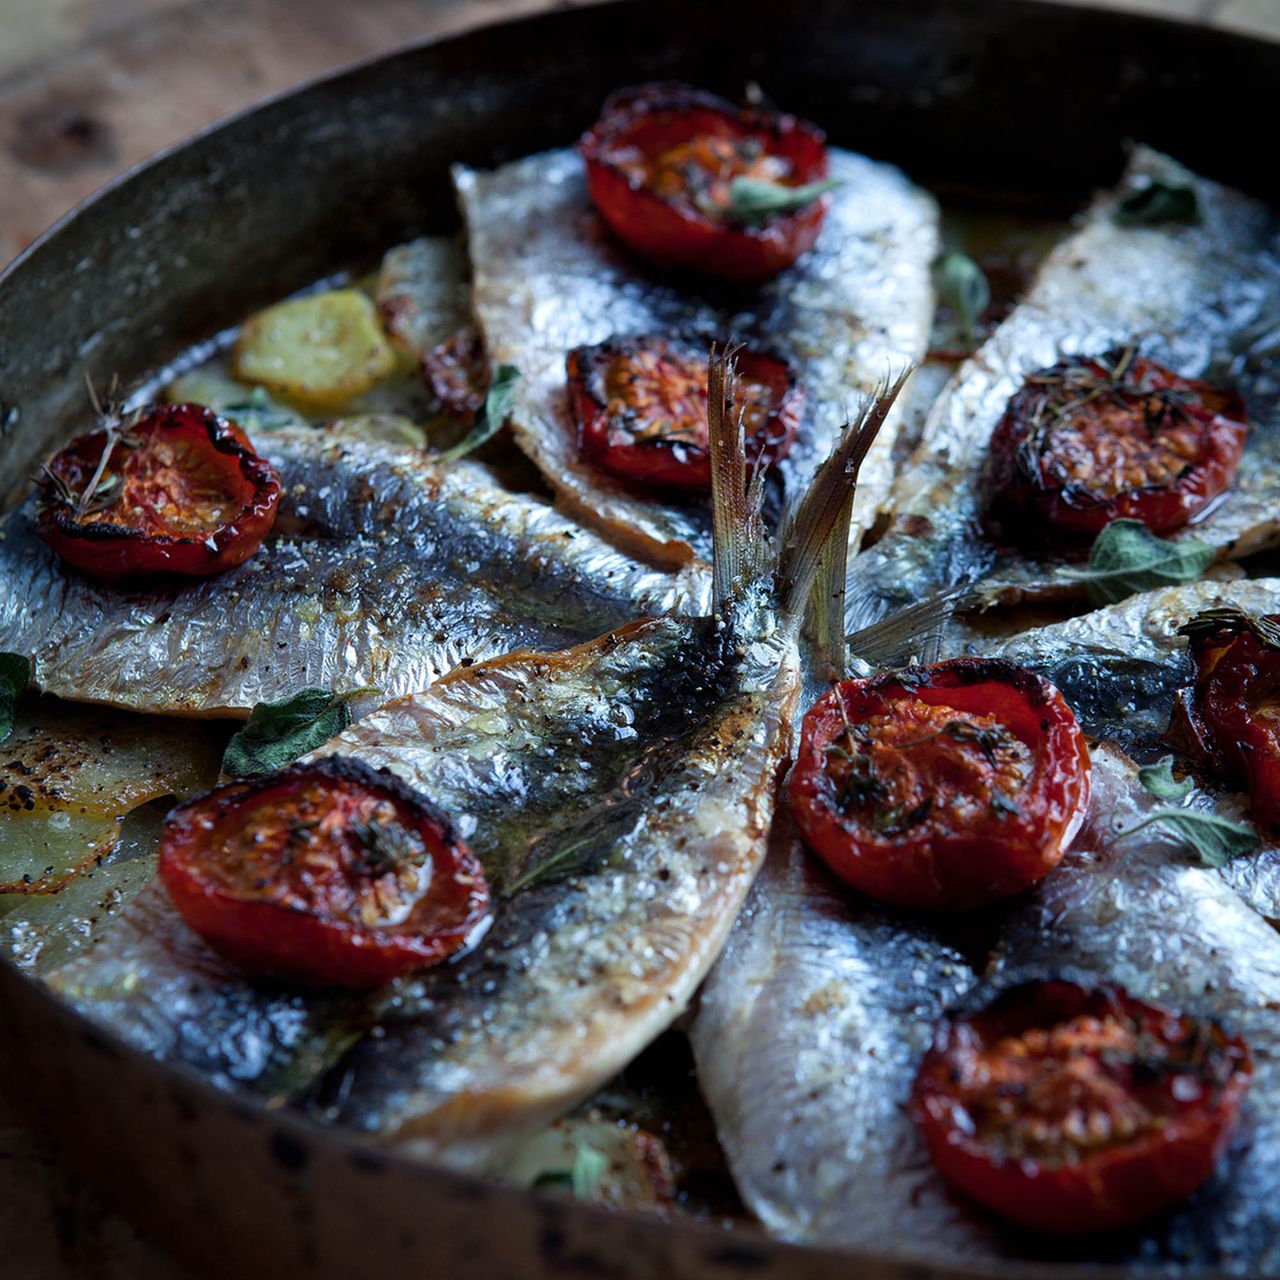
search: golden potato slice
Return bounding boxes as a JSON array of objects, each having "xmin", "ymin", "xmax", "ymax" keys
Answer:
[{"xmin": 232, "ymin": 289, "xmax": 397, "ymax": 410}]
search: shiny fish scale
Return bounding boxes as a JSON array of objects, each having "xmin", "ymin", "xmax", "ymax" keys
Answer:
[
  {"xmin": 47, "ymin": 879, "xmax": 368, "ymax": 1100},
  {"xmin": 691, "ymin": 821, "xmax": 993, "ymax": 1251},
  {"xmin": 456, "ymin": 148, "xmax": 937, "ymax": 566},
  {"xmin": 986, "ymin": 746, "xmax": 1280, "ymax": 1273},
  {"xmin": 847, "ymin": 148, "xmax": 1280, "ymax": 630},
  {"xmin": 305, "ymin": 611, "xmax": 798, "ymax": 1168},
  {"xmin": 979, "ymin": 578, "xmax": 1280, "ymax": 922},
  {"xmin": 0, "ymin": 428, "xmax": 708, "ymax": 714},
  {"xmin": 976, "ymin": 577, "xmax": 1280, "ymax": 758}
]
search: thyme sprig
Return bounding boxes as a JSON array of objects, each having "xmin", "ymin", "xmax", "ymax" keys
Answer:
[
  {"xmin": 1178, "ymin": 607, "xmax": 1280, "ymax": 652},
  {"xmin": 1013, "ymin": 343, "xmax": 1195, "ymax": 488},
  {"xmin": 350, "ymin": 817, "xmax": 426, "ymax": 873}
]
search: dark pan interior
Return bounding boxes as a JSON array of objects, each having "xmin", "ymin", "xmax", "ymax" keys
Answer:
[{"xmin": 0, "ymin": 1, "xmax": 1277, "ymax": 1276}]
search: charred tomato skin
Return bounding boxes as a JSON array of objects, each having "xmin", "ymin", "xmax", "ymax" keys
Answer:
[
  {"xmin": 986, "ymin": 353, "xmax": 1247, "ymax": 539},
  {"xmin": 36, "ymin": 402, "xmax": 280, "ymax": 582},
  {"xmin": 911, "ymin": 979, "xmax": 1252, "ymax": 1234},
  {"xmin": 158, "ymin": 756, "xmax": 490, "ymax": 989},
  {"xmin": 579, "ymin": 82, "xmax": 831, "ymax": 283},
  {"xmin": 421, "ymin": 331, "xmax": 488, "ymax": 427},
  {"xmin": 787, "ymin": 658, "xmax": 1091, "ymax": 912},
  {"xmin": 567, "ymin": 333, "xmax": 804, "ymax": 491},
  {"xmin": 1175, "ymin": 613, "xmax": 1280, "ymax": 828}
]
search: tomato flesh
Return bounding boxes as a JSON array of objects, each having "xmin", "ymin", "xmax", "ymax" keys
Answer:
[
  {"xmin": 580, "ymin": 82, "xmax": 831, "ymax": 282},
  {"xmin": 912, "ymin": 979, "xmax": 1252, "ymax": 1233},
  {"xmin": 36, "ymin": 402, "xmax": 280, "ymax": 581},
  {"xmin": 1176, "ymin": 612, "xmax": 1280, "ymax": 829},
  {"xmin": 568, "ymin": 334, "xmax": 803, "ymax": 491},
  {"xmin": 158, "ymin": 756, "xmax": 490, "ymax": 988},
  {"xmin": 422, "ymin": 331, "xmax": 488, "ymax": 426},
  {"xmin": 985, "ymin": 351, "xmax": 1247, "ymax": 539},
  {"xmin": 787, "ymin": 659, "xmax": 1091, "ymax": 912}
]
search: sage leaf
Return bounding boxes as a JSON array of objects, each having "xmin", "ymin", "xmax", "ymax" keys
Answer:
[
  {"xmin": 1116, "ymin": 808, "xmax": 1259, "ymax": 868},
  {"xmin": 1115, "ymin": 180, "xmax": 1200, "ymax": 227},
  {"xmin": 0, "ymin": 653, "xmax": 30, "ymax": 744},
  {"xmin": 1061, "ymin": 519, "xmax": 1214, "ymax": 606},
  {"xmin": 439, "ymin": 364, "xmax": 520, "ymax": 461},
  {"xmin": 1137, "ymin": 755, "xmax": 1193, "ymax": 803},
  {"xmin": 222, "ymin": 687, "xmax": 367, "ymax": 778},
  {"xmin": 934, "ymin": 249, "xmax": 991, "ymax": 340},
  {"xmin": 724, "ymin": 176, "xmax": 841, "ymax": 227}
]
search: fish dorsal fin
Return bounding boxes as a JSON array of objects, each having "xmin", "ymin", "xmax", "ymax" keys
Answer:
[
  {"xmin": 707, "ymin": 346, "xmax": 771, "ymax": 614},
  {"xmin": 782, "ymin": 368, "xmax": 913, "ymax": 652}
]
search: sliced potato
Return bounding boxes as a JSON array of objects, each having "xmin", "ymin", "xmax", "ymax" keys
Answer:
[
  {"xmin": 375, "ymin": 237, "xmax": 471, "ymax": 360},
  {"xmin": 0, "ymin": 701, "xmax": 221, "ymax": 893},
  {"xmin": 233, "ymin": 289, "xmax": 397, "ymax": 410}
]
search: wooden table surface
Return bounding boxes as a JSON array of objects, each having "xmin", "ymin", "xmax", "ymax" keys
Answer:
[{"xmin": 0, "ymin": 0, "xmax": 1277, "ymax": 1275}]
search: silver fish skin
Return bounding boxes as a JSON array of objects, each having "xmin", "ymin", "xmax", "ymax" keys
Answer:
[
  {"xmin": 695, "ymin": 745, "xmax": 1280, "ymax": 1270},
  {"xmin": 984, "ymin": 744, "xmax": 1280, "ymax": 1274},
  {"xmin": 305, "ymin": 605, "xmax": 798, "ymax": 1169},
  {"xmin": 690, "ymin": 817, "xmax": 989, "ymax": 1251},
  {"xmin": 46, "ymin": 878, "xmax": 367, "ymax": 1101},
  {"xmin": 974, "ymin": 577, "xmax": 1280, "ymax": 759},
  {"xmin": 847, "ymin": 147, "xmax": 1280, "ymax": 630},
  {"xmin": 0, "ymin": 427, "xmax": 708, "ymax": 716},
  {"xmin": 455, "ymin": 147, "xmax": 938, "ymax": 567}
]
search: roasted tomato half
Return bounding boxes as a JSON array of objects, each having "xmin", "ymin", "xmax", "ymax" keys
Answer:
[
  {"xmin": 421, "ymin": 330, "xmax": 488, "ymax": 426},
  {"xmin": 1172, "ymin": 608, "xmax": 1280, "ymax": 828},
  {"xmin": 36, "ymin": 402, "xmax": 280, "ymax": 582},
  {"xmin": 567, "ymin": 334, "xmax": 803, "ymax": 491},
  {"xmin": 911, "ymin": 978, "xmax": 1252, "ymax": 1233},
  {"xmin": 787, "ymin": 659, "xmax": 1091, "ymax": 912},
  {"xmin": 985, "ymin": 350, "xmax": 1247, "ymax": 540},
  {"xmin": 158, "ymin": 756, "xmax": 490, "ymax": 988},
  {"xmin": 579, "ymin": 82, "xmax": 831, "ymax": 282}
]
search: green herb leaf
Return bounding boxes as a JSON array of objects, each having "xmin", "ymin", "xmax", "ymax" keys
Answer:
[
  {"xmin": 1060, "ymin": 519, "xmax": 1214, "ymax": 606},
  {"xmin": 1116, "ymin": 808, "xmax": 1259, "ymax": 868},
  {"xmin": 222, "ymin": 687, "xmax": 369, "ymax": 777},
  {"xmin": 1138, "ymin": 755, "xmax": 1193, "ymax": 803},
  {"xmin": 724, "ymin": 177, "xmax": 841, "ymax": 227},
  {"xmin": 439, "ymin": 364, "xmax": 520, "ymax": 461},
  {"xmin": 1115, "ymin": 180, "xmax": 1200, "ymax": 227},
  {"xmin": 532, "ymin": 1142, "xmax": 609, "ymax": 1199},
  {"xmin": 0, "ymin": 653, "xmax": 31, "ymax": 744},
  {"xmin": 221, "ymin": 386, "xmax": 305, "ymax": 433},
  {"xmin": 933, "ymin": 249, "xmax": 991, "ymax": 340}
]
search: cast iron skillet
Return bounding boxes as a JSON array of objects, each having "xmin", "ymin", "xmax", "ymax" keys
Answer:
[{"xmin": 1, "ymin": 1, "xmax": 1277, "ymax": 1276}]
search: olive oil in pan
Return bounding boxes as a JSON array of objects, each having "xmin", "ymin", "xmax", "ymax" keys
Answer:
[
  {"xmin": 846, "ymin": 147, "xmax": 1280, "ymax": 632},
  {"xmin": 455, "ymin": 146, "xmax": 938, "ymax": 567}
]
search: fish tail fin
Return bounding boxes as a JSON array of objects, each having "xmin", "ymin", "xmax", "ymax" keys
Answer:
[
  {"xmin": 778, "ymin": 368, "xmax": 912, "ymax": 638},
  {"xmin": 844, "ymin": 586, "xmax": 967, "ymax": 671},
  {"xmin": 708, "ymin": 346, "xmax": 771, "ymax": 615}
]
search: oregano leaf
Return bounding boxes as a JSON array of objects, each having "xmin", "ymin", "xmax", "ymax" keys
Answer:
[
  {"xmin": 1137, "ymin": 755, "xmax": 1193, "ymax": 803},
  {"xmin": 0, "ymin": 653, "xmax": 31, "ymax": 745},
  {"xmin": 1061, "ymin": 520, "xmax": 1214, "ymax": 605},
  {"xmin": 1115, "ymin": 180, "xmax": 1200, "ymax": 227},
  {"xmin": 934, "ymin": 249, "xmax": 991, "ymax": 340},
  {"xmin": 439, "ymin": 364, "xmax": 520, "ymax": 461},
  {"xmin": 724, "ymin": 177, "xmax": 841, "ymax": 227}
]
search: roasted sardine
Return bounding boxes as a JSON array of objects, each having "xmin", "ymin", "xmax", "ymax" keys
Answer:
[
  {"xmin": 847, "ymin": 148, "xmax": 1280, "ymax": 629},
  {"xmin": 456, "ymin": 147, "xmax": 938, "ymax": 566},
  {"xmin": 0, "ymin": 428, "xmax": 708, "ymax": 715}
]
